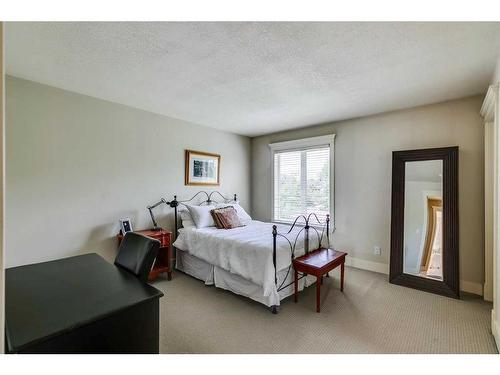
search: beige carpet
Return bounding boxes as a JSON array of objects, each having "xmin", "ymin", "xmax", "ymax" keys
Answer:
[{"xmin": 154, "ymin": 267, "xmax": 498, "ymax": 354}]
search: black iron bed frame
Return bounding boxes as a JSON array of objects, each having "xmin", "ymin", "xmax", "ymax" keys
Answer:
[{"xmin": 153, "ymin": 190, "xmax": 330, "ymax": 314}]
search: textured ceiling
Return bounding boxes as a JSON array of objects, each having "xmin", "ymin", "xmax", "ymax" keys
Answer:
[{"xmin": 5, "ymin": 22, "xmax": 500, "ymax": 137}]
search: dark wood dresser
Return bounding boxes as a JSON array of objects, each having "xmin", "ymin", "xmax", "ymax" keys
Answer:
[{"xmin": 5, "ymin": 253, "xmax": 163, "ymax": 353}]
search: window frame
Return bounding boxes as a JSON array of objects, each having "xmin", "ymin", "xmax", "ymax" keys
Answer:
[{"xmin": 269, "ymin": 134, "xmax": 335, "ymax": 227}]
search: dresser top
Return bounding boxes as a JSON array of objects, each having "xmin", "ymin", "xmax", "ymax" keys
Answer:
[{"xmin": 5, "ymin": 253, "xmax": 163, "ymax": 353}]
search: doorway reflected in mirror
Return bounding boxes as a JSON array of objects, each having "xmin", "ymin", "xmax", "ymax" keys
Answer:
[{"xmin": 403, "ymin": 160, "xmax": 443, "ymax": 281}]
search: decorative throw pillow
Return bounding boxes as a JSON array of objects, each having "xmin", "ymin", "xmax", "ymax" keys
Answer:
[
  {"xmin": 211, "ymin": 207, "xmax": 226, "ymax": 229},
  {"xmin": 211, "ymin": 206, "xmax": 243, "ymax": 229},
  {"xmin": 216, "ymin": 202, "xmax": 252, "ymax": 224},
  {"xmin": 185, "ymin": 204, "xmax": 216, "ymax": 228}
]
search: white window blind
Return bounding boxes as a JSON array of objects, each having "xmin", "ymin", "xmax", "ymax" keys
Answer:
[{"xmin": 273, "ymin": 145, "xmax": 331, "ymax": 223}]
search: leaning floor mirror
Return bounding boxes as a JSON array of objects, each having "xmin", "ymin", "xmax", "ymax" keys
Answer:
[{"xmin": 389, "ymin": 147, "xmax": 459, "ymax": 298}]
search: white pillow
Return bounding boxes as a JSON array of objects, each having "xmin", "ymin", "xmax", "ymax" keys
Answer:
[
  {"xmin": 217, "ymin": 202, "xmax": 252, "ymax": 224},
  {"xmin": 185, "ymin": 204, "xmax": 216, "ymax": 228},
  {"xmin": 179, "ymin": 209, "xmax": 196, "ymax": 229}
]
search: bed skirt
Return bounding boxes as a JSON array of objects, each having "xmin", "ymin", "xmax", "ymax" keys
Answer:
[{"xmin": 175, "ymin": 249, "xmax": 316, "ymax": 307}]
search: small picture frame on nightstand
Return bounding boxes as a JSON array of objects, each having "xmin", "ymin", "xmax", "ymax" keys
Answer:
[{"xmin": 119, "ymin": 218, "xmax": 133, "ymax": 235}]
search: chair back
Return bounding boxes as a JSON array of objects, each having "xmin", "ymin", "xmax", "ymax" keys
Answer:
[{"xmin": 114, "ymin": 232, "xmax": 160, "ymax": 283}]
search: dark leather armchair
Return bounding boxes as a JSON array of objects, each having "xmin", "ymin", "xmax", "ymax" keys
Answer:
[{"xmin": 114, "ymin": 232, "xmax": 160, "ymax": 283}]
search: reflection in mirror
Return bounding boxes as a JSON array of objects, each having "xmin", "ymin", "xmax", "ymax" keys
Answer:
[{"xmin": 403, "ymin": 160, "xmax": 443, "ymax": 281}]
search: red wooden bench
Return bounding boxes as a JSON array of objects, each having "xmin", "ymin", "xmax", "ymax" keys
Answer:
[{"xmin": 292, "ymin": 248, "xmax": 347, "ymax": 312}]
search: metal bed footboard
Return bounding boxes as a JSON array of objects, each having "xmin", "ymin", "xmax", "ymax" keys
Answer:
[{"xmin": 270, "ymin": 213, "xmax": 331, "ymax": 314}]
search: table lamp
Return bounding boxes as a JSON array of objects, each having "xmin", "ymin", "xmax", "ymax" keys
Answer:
[{"xmin": 147, "ymin": 198, "xmax": 168, "ymax": 231}]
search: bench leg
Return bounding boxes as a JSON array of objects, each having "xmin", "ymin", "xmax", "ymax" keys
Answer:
[
  {"xmin": 316, "ymin": 276, "xmax": 321, "ymax": 313},
  {"xmin": 341, "ymin": 262, "xmax": 345, "ymax": 292},
  {"xmin": 320, "ymin": 276, "xmax": 323, "ymax": 285},
  {"xmin": 294, "ymin": 269, "xmax": 298, "ymax": 303}
]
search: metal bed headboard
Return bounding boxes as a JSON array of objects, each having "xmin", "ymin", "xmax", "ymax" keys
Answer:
[{"xmin": 164, "ymin": 191, "xmax": 238, "ymax": 241}]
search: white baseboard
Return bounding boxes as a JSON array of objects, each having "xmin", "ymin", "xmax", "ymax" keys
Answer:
[
  {"xmin": 345, "ymin": 257, "xmax": 389, "ymax": 275},
  {"xmin": 492, "ymin": 310, "xmax": 499, "ymax": 352},
  {"xmin": 346, "ymin": 256, "xmax": 483, "ymax": 296}
]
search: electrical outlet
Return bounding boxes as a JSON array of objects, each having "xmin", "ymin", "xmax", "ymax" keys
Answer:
[{"xmin": 374, "ymin": 246, "xmax": 381, "ymax": 255}]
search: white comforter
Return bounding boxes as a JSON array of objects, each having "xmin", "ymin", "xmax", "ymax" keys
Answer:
[{"xmin": 173, "ymin": 220, "xmax": 322, "ymax": 298}]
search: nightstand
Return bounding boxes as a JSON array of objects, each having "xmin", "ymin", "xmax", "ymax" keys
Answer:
[{"xmin": 117, "ymin": 229, "xmax": 173, "ymax": 281}]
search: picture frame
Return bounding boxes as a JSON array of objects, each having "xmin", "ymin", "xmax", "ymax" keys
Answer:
[
  {"xmin": 185, "ymin": 149, "xmax": 221, "ymax": 186},
  {"xmin": 119, "ymin": 218, "xmax": 133, "ymax": 234}
]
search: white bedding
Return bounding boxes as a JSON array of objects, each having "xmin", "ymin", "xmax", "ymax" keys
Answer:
[{"xmin": 173, "ymin": 220, "xmax": 323, "ymax": 301}]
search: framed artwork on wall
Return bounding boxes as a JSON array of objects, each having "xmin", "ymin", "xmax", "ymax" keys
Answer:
[{"xmin": 185, "ymin": 149, "xmax": 221, "ymax": 186}]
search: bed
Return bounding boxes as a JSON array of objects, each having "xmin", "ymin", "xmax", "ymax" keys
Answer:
[{"xmin": 166, "ymin": 191, "xmax": 331, "ymax": 313}]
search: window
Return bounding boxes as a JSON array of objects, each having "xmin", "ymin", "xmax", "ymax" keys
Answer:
[{"xmin": 270, "ymin": 135, "xmax": 334, "ymax": 224}]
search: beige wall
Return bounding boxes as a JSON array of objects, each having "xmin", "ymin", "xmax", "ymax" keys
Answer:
[
  {"xmin": 5, "ymin": 76, "xmax": 251, "ymax": 267},
  {"xmin": 252, "ymin": 95, "xmax": 485, "ymax": 291}
]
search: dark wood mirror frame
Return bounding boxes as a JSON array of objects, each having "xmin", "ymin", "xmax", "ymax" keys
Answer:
[{"xmin": 389, "ymin": 146, "xmax": 459, "ymax": 299}]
